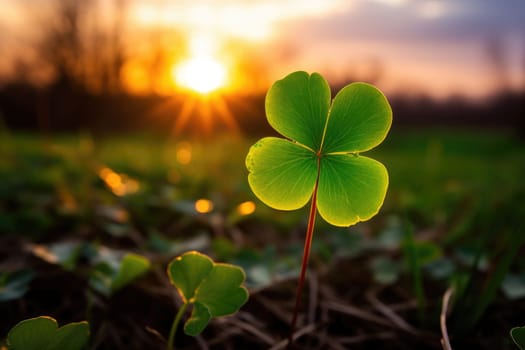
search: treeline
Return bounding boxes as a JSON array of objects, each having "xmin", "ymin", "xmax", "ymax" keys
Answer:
[{"xmin": 0, "ymin": 81, "xmax": 523, "ymax": 137}]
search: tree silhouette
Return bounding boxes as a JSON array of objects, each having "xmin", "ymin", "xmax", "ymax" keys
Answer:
[{"xmin": 37, "ymin": 0, "xmax": 128, "ymax": 93}]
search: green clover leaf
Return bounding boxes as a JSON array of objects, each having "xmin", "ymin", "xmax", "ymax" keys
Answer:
[
  {"xmin": 511, "ymin": 326, "xmax": 525, "ymax": 350},
  {"xmin": 7, "ymin": 316, "xmax": 89, "ymax": 350},
  {"xmin": 167, "ymin": 251, "xmax": 248, "ymax": 337},
  {"xmin": 246, "ymin": 71, "xmax": 392, "ymax": 226}
]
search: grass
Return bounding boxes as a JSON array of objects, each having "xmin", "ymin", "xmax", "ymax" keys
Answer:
[{"xmin": 1, "ymin": 127, "xmax": 524, "ymax": 349}]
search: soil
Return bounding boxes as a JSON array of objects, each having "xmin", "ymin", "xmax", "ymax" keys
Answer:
[{"xmin": 2, "ymin": 235, "xmax": 524, "ymax": 350}]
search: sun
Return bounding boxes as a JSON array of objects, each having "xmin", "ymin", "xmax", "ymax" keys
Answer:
[
  {"xmin": 163, "ymin": 34, "xmax": 239, "ymax": 135},
  {"xmin": 173, "ymin": 56, "xmax": 227, "ymax": 94}
]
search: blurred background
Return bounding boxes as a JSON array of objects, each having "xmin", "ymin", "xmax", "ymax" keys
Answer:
[
  {"xmin": 1, "ymin": 1, "xmax": 525, "ymax": 349},
  {"xmin": 0, "ymin": 0, "xmax": 524, "ymax": 134}
]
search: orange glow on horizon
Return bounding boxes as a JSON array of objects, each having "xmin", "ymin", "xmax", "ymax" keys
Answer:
[{"xmin": 1, "ymin": 0, "xmax": 522, "ymax": 99}]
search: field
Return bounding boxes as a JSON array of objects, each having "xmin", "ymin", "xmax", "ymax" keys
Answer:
[{"xmin": 1, "ymin": 128, "xmax": 525, "ymax": 349}]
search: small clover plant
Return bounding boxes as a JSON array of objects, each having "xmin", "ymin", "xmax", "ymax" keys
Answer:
[
  {"xmin": 0, "ymin": 270, "xmax": 35, "ymax": 302},
  {"xmin": 89, "ymin": 252, "xmax": 151, "ymax": 297},
  {"xmin": 166, "ymin": 251, "xmax": 248, "ymax": 350},
  {"xmin": 246, "ymin": 71, "xmax": 392, "ymax": 343},
  {"xmin": 6, "ymin": 316, "xmax": 89, "ymax": 350}
]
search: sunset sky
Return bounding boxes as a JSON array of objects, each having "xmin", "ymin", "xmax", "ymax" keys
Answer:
[{"xmin": 1, "ymin": 0, "xmax": 524, "ymax": 98}]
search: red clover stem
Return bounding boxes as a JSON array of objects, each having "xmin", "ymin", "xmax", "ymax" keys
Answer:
[{"xmin": 287, "ymin": 154, "xmax": 321, "ymax": 348}]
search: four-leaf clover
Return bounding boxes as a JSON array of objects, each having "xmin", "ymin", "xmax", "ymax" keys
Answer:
[{"xmin": 246, "ymin": 71, "xmax": 392, "ymax": 226}]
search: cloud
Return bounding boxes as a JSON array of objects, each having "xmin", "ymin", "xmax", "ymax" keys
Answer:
[
  {"xmin": 268, "ymin": 0, "xmax": 525, "ymax": 97},
  {"xmin": 131, "ymin": 0, "xmax": 352, "ymax": 40},
  {"xmin": 277, "ymin": 0, "xmax": 525, "ymax": 44}
]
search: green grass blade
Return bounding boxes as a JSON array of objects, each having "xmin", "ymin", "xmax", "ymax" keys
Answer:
[
  {"xmin": 468, "ymin": 225, "xmax": 525, "ymax": 328},
  {"xmin": 402, "ymin": 220, "xmax": 426, "ymax": 322}
]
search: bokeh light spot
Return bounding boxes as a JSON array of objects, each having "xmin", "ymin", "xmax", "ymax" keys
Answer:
[
  {"xmin": 195, "ymin": 199, "xmax": 214, "ymax": 213},
  {"xmin": 237, "ymin": 201, "xmax": 256, "ymax": 216}
]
